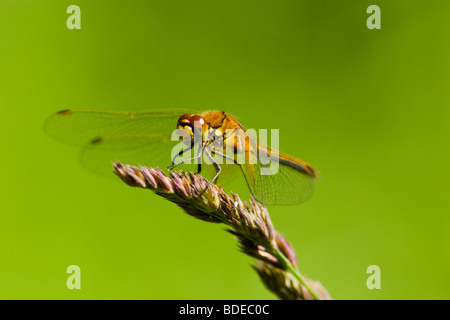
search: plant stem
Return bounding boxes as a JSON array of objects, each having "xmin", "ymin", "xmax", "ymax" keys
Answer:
[
  {"xmin": 208, "ymin": 207, "xmax": 322, "ymax": 300},
  {"xmin": 273, "ymin": 247, "xmax": 322, "ymax": 300}
]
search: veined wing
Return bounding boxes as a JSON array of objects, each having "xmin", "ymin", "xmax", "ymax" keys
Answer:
[
  {"xmin": 204, "ymin": 127, "xmax": 318, "ymax": 205},
  {"xmin": 44, "ymin": 109, "xmax": 201, "ymax": 146},
  {"xmin": 44, "ymin": 108, "xmax": 201, "ymax": 175},
  {"xmin": 242, "ymin": 146, "xmax": 318, "ymax": 206}
]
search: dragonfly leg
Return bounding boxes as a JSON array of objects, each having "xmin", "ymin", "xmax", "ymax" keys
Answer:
[
  {"xmin": 195, "ymin": 143, "xmax": 204, "ymax": 174},
  {"xmin": 200, "ymin": 149, "xmax": 222, "ymax": 195},
  {"xmin": 213, "ymin": 150, "xmax": 260, "ymax": 203},
  {"xmin": 167, "ymin": 145, "xmax": 204, "ymax": 171},
  {"xmin": 167, "ymin": 153, "xmax": 202, "ymax": 171},
  {"xmin": 168, "ymin": 145, "xmax": 193, "ymax": 170}
]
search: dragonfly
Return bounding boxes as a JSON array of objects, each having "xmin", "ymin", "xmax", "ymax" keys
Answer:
[{"xmin": 45, "ymin": 109, "xmax": 318, "ymax": 205}]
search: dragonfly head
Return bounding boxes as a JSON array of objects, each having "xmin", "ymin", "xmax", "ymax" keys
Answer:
[{"xmin": 177, "ymin": 113, "xmax": 209, "ymax": 145}]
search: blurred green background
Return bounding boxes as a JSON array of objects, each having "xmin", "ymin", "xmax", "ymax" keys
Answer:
[{"xmin": 1, "ymin": 0, "xmax": 449, "ymax": 299}]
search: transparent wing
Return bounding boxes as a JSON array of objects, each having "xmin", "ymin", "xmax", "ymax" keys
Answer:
[
  {"xmin": 240, "ymin": 137, "xmax": 318, "ymax": 206},
  {"xmin": 79, "ymin": 133, "xmax": 184, "ymax": 176},
  {"xmin": 44, "ymin": 108, "xmax": 201, "ymax": 176},
  {"xmin": 242, "ymin": 158, "xmax": 316, "ymax": 206},
  {"xmin": 45, "ymin": 109, "xmax": 200, "ymax": 146}
]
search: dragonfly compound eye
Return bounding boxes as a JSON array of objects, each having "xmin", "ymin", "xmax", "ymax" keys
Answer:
[
  {"xmin": 189, "ymin": 115, "xmax": 207, "ymax": 130},
  {"xmin": 177, "ymin": 113, "xmax": 192, "ymax": 128}
]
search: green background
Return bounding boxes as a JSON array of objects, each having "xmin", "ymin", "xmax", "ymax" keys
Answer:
[{"xmin": 1, "ymin": 0, "xmax": 449, "ymax": 299}]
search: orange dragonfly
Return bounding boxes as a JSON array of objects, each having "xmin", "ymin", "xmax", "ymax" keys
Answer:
[{"xmin": 45, "ymin": 109, "xmax": 318, "ymax": 205}]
